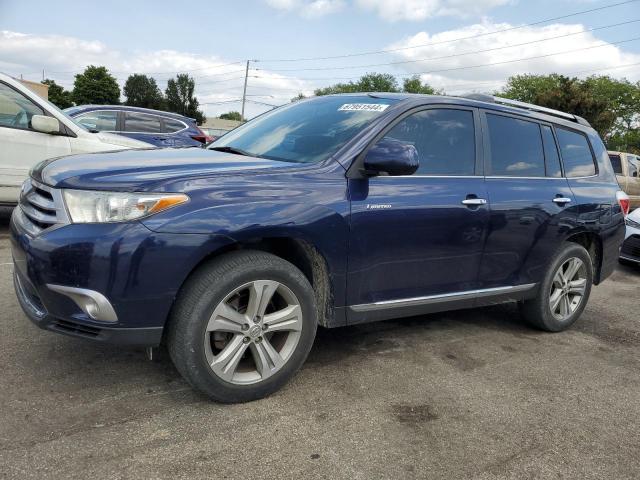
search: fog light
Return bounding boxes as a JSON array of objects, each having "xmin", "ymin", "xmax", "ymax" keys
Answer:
[{"xmin": 46, "ymin": 284, "xmax": 118, "ymax": 323}]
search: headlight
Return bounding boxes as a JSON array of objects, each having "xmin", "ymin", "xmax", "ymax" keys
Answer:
[
  {"xmin": 626, "ymin": 217, "xmax": 640, "ymax": 229},
  {"xmin": 63, "ymin": 190, "xmax": 189, "ymax": 223}
]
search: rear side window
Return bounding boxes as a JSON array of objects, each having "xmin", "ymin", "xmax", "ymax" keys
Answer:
[
  {"xmin": 486, "ymin": 114, "xmax": 545, "ymax": 177},
  {"xmin": 556, "ymin": 128, "xmax": 596, "ymax": 177},
  {"xmin": 629, "ymin": 156, "xmax": 639, "ymax": 178},
  {"xmin": 541, "ymin": 125, "xmax": 562, "ymax": 178},
  {"xmin": 379, "ymin": 108, "xmax": 476, "ymax": 175},
  {"xmin": 165, "ymin": 118, "xmax": 187, "ymax": 133},
  {"xmin": 608, "ymin": 154, "xmax": 623, "ymax": 174},
  {"xmin": 124, "ymin": 112, "xmax": 162, "ymax": 133}
]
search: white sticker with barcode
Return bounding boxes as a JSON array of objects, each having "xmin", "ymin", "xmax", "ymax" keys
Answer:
[{"xmin": 338, "ymin": 103, "xmax": 390, "ymax": 112}]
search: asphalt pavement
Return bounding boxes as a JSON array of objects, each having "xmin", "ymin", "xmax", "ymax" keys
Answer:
[{"xmin": 0, "ymin": 206, "xmax": 639, "ymax": 479}]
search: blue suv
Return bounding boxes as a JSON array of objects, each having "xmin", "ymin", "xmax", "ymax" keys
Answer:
[
  {"xmin": 64, "ymin": 105, "xmax": 212, "ymax": 147},
  {"xmin": 11, "ymin": 93, "xmax": 628, "ymax": 403}
]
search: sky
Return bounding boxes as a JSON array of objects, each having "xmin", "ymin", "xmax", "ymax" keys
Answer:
[{"xmin": 1, "ymin": 0, "xmax": 639, "ymax": 119}]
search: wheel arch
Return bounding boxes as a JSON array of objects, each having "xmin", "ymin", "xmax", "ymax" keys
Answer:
[
  {"xmin": 563, "ymin": 230, "xmax": 604, "ymax": 284},
  {"xmin": 168, "ymin": 235, "xmax": 338, "ymax": 332}
]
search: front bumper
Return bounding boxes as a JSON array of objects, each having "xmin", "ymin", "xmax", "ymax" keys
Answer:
[
  {"xmin": 10, "ymin": 207, "xmax": 234, "ymax": 346},
  {"xmin": 620, "ymin": 230, "xmax": 640, "ymax": 264}
]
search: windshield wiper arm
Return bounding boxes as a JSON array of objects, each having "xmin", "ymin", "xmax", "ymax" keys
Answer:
[{"xmin": 209, "ymin": 145, "xmax": 257, "ymax": 157}]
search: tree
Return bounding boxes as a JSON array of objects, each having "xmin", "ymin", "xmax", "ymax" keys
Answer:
[
  {"xmin": 123, "ymin": 74, "xmax": 165, "ymax": 109},
  {"xmin": 42, "ymin": 79, "xmax": 73, "ymax": 109},
  {"xmin": 315, "ymin": 72, "xmax": 399, "ymax": 96},
  {"xmin": 314, "ymin": 72, "xmax": 438, "ymax": 97},
  {"xmin": 219, "ymin": 111, "xmax": 242, "ymax": 121},
  {"xmin": 290, "ymin": 93, "xmax": 307, "ymax": 103},
  {"xmin": 165, "ymin": 74, "xmax": 206, "ymax": 124},
  {"xmin": 402, "ymin": 76, "xmax": 437, "ymax": 95},
  {"xmin": 498, "ymin": 74, "xmax": 618, "ymax": 138},
  {"xmin": 72, "ymin": 65, "xmax": 120, "ymax": 105}
]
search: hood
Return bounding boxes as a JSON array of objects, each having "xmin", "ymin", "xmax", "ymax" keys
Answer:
[
  {"xmin": 629, "ymin": 207, "xmax": 640, "ymax": 224},
  {"xmin": 32, "ymin": 147, "xmax": 298, "ymax": 191},
  {"xmin": 94, "ymin": 131, "xmax": 154, "ymax": 148}
]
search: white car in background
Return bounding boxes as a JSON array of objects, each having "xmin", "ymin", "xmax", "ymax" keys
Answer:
[
  {"xmin": 620, "ymin": 207, "xmax": 640, "ymax": 267},
  {"xmin": 0, "ymin": 73, "xmax": 151, "ymax": 205}
]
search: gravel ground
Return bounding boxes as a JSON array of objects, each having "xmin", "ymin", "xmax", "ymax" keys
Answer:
[{"xmin": 0, "ymin": 206, "xmax": 639, "ymax": 479}]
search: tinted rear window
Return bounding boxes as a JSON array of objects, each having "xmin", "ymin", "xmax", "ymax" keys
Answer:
[
  {"xmin": 486, "ymin": 114, "xmax": 545, "ymax": 177},
  {"xmin": 124, "ymin": 112, "xmax": 162, "ymax": 133},
  {"xmin": 556, "ymin": 128, "xmax": 596, "ymax": 177},
  {"xmin": 165, "ymin": 118, "xmax": 187, "ymax": 133},
  {"xmin": 608, "ymin": 154, "xmax": 623, "ymax": 174},
  {"xmin": 541, "ymin": 125, "xmax": 562, "ymax": 178}
]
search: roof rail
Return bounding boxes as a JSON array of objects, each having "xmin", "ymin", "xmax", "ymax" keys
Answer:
[{"xmin": 461, "ymin": 93, "xmax": 591, "ymax": 127}]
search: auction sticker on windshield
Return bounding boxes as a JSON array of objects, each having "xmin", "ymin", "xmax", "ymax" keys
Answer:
[{"xmin": 338, "ymin": 103, "xmax": 390, "ymax": 112}]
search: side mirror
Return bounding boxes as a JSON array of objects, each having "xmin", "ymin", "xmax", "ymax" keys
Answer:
[
  {"xmin": 363, "ymin": 137, "xmax": 419, "ymax": 176},
  {"xmin": 31, "ymin": 115, "xmax": 60, "ymax": 134}
]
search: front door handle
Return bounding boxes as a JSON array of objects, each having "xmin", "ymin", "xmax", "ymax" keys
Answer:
[
  {"xmin": 553, "ymin": 197, "xmax": 572, "ymax": 205},
  {"xmin": 462, "ymin": 198, "xmax": 487, "ymax": 206}
]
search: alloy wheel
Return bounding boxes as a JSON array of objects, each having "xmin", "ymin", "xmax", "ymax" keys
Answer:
[
  {"xmin": 203, "ymin": 280, "xmax": 303, "ymax": 385},
  {"xmin": 548, "ymin": 257, "xmax": 588, "ymax": 321}
]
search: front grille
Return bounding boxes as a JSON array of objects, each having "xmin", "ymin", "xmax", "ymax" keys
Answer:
[
  {"xmin": 18, "ymin": 179, "xmax": 69, "ymax": 236},
  {"xmin": 621, "ymin": 235, "xmax": 640, "ymax": 259}
]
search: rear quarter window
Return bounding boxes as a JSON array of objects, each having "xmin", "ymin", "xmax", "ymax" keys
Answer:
[
  {"xmin": 556, "ymin": 128, "xmax": 596, "ymax": 177},
  {"xmin": 608, "ymin": 154, "xmax": 623, "ymax": 175},
  {"xmin": 165, "ymin": 118, "xmax": 187, "ymax": 133}
]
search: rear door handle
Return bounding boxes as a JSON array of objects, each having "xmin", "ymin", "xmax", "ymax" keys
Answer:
[
  {"xmin": 461, "ymin": 198, "xmax": 487, "ymax": 206},
  {"xmin": 553, "ymin": 197, "xmax": 572, "ymax": 204}
]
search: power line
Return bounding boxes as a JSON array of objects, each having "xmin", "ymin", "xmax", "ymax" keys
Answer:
[
  {"xmin": 258, "ymin": 19, "xmax": 640, "ymax": 73},
  {"xmin": 255, "ymin": 0, "xmax": 640, "ymax": 63}
]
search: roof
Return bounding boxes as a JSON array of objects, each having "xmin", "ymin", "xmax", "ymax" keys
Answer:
[{"xmin": 65, "ymin": 104, "xmax": 195, "ymax": 122}]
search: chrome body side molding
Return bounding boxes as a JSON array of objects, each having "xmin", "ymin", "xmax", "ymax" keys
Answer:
[{"xmin": 349, "ymin": 284, "xmax": 537, "ymax": 313}]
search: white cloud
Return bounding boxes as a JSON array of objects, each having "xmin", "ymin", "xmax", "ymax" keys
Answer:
[
  {"xmin": 265, "ymin": 0, "xmax": 345, "ymax": 17},
  {"xmin": 384, "ymin": 21, "xmax": 640, "ymax": 92},
  {"xmin": 355, "ymin": 0, "xmax": 510, "ymax": 21},
  {"xmin": 0, "ymin": 31, "xmax": 314, "ymax": 119}
]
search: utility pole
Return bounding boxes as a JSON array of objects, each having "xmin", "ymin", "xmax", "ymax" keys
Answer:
[
  {"xmin": 241, "ymin": 60, "xmax": 250, "ymax": 122},
  {"xmin": 42, "ymin": 69, "xmax": 45, "ymax": 82}
]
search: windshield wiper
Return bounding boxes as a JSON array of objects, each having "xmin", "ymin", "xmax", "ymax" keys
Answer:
[{"xmin": 209, "ymin": 145, "xmax": 258, "ymax": 157}]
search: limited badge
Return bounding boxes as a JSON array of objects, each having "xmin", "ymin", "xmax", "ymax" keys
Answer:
[{"xmin": 338, "ymin": 103, "xmax": 390, "ymax": 112}]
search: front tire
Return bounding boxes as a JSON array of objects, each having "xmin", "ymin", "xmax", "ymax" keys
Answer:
[
  {"xmin": 167, "ymin": 250, "xmax": 318, "ymax": 403},
  {"xmin": 519, "ymin": 243, "xmax": 593, "ymax": 332}
]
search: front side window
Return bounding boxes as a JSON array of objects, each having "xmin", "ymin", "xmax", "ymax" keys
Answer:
[
  {"xmin": 75, "ymin": 110, "xmax": 118, "ymax": 131},
  {"xmin": 124, "ymin": 112, "xmax": 162, "ymax": 133},
  {"xmin": 0, "ymin": 82, "xmax": 44, "ymax": 130},
  {"xmin": 211, "ymin": 95, "xmax": 399, "ymax": 164},
  {"xmin": 376, "ymin": 108, "xmax": 476, "ymax": 175},
  {"xmin": 556, "ymin": 128, "xmax": 596, "ymax": 177},
  {"xmin": 486, "ymin": 113, "xmax": 545, "ymax": 177},
  {"xmin": 608, "ymin": 154, "xmax": 623, "ymax": 175}
]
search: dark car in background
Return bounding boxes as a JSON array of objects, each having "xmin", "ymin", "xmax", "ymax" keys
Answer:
[
  {"xmin": 12, "ymin": 93, "xmax": 629, "ymax": 403},
  {"xmin": 64, "ymin": 105, "xmax": 212, "ymax": 147}
]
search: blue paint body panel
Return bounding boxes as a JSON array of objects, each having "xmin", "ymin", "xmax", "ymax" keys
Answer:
[{"xmin": 11, "ymin": 94, "xmax": 626, "ymax": 346}]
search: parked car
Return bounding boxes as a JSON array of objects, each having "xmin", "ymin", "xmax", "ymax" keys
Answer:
[
  {"xmin": 199, "ymin": 127, "xmax": 232, "ymax": 142},
  {"xmin": 65, "ymin": 105, "xmax": 213, "ymax": 147},
  {"xmin": 608, "ymin": 151, "xmax": 640, "ymax": 209},
  {"xmin": 620, "ymin": 207, "xmax": 640, "ymax": 266},
  {"xmin": 0, "ymin": 72, "xmax": 151, "ymax": 205},
  {"xmin": 11, "ymin": 93, "xmax": 628, "ymax": 403}
]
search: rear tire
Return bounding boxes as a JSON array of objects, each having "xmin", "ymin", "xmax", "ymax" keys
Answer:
[
  {"xmin": 167, "ymin": 250, "xmax": 318, "ymax": 403},
  {"xmin": 519, "ymin": 243, "xmax": 593, "ymax": 332}
]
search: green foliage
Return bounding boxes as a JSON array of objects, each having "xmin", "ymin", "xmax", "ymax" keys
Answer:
[
  {"xmin": 314, "ymin": 73, "xmax": 399, "ymax": 96},
  {"xmin": 42, "ymin": 79, "xmax": 73, "ymax": 109},
  {"xmin": 290, "ymin": 93, "xmax": 307, "ymax": 103},
  {"xmin": 218, "ymin": 111, "xmax": 242, "ymax": 121},
  {"xmin": 72, "ymin": 66, "xmax": 120, "ymax": 105},
  {"xmin": 402, "ymin": 76, "xmax": 437, "ymax": 95},
  {"xmin": 165, "ymin": 74, "xmax": 206, "ymax": 124},
  {"xmin": 498, "ymin": 74, "xmax": 626, "ymax": 139},
  {"xmin": 123, "ymin": 74, "xmax": 165, "ymax": 110},
  {"xmin": 314, "ymin": 72, "xmax": 438, "ymax": 97}
]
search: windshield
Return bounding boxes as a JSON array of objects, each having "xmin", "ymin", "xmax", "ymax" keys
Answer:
[{"xmin": 210, "ymin": 95, "xmax": 399, "ymax": 163}]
